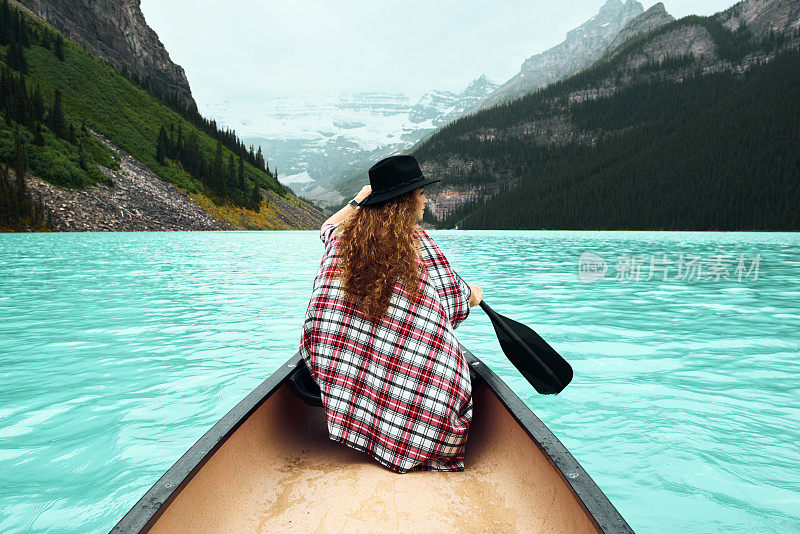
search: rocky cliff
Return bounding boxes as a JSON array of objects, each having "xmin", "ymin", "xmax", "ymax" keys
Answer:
[
  {"xmin": 605, "ymin": 2, "xmax": 675, "ymax": 55},
  {"xmin": 478, "ymin": 0, "xmax": 644, "ymax": 108},
  {"xmin": 718, "ymin": 0, "xmax": 800, "ymax": 38},
  {"xmin": 14, "ymin": 0, "xmax": 196, "ymax": 111},
  {"xmin": 602, "ymin": 0, "xmax": 800, "ymax": 71}
]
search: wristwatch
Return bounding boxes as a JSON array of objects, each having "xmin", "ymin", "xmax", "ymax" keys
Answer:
[{"xmin": 349, "ymin": 199, "xmax": 360, "ymax": 208}]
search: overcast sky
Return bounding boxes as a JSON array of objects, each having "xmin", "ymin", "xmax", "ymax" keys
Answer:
[{"xmin": 140, "ymin": 0, "xmax": 736, "ymax": 105}]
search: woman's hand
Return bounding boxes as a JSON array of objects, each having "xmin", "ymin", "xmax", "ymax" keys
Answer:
[
  {"xmin": 468, "ymin": 284, "xmax": 483, "ymax": 307},
  {"xmin": 321, "ymin": 184, "xmax": 373, "ymax": 228},
  {"xmin": 354, "ymin": 185, "xmax": 372, "ymax": 204}
]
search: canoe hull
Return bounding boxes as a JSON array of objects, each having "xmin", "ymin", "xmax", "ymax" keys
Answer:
[{"xmin": 113, "ymin": 348, "xmax": 632, "ymax": 533}]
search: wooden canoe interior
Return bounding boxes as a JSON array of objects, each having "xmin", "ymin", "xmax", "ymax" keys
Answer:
[{"xmin": 148, "ymin": 380, "xmax": 601, "ymax": 533}]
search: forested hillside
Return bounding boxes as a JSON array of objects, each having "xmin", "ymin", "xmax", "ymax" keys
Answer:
[
  {"xmin": 0, "ymin": 0, "xmax": 292, "ymax": 231},
  {"xmin": 414, "ymin": 5, "xmax": 800, "ymax": 230}
]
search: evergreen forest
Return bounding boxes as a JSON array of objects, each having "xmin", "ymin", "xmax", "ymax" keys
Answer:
[
  {"xmin": 0, "ymin": 0, "xmax": 283, "ymax": 230},
  {"xmin": 414, "ymin": 16, "xmax": 800, "ymax": 230}
]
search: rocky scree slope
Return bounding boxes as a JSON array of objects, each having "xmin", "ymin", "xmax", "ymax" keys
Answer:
[{"xmin": 14, "ymin": 0, "xmax": 196, "ymax": 111}]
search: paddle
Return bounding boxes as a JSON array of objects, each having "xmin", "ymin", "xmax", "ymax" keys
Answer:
[{"xmin": 479, "ymin": 300, "xmax": 573, "ymax": 394}]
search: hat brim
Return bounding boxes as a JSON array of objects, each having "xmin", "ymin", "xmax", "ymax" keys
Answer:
[{"xmin": 359, "ymin": 176, "xmax": 441, "ymax": 206}]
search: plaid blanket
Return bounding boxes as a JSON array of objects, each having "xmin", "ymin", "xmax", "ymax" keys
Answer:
[{"xmin": 299, "ymin": 222, "xmax": 473, "ymax": 473}]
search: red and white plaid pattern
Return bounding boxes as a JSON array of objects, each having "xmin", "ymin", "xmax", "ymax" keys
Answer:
[{"xmin": 299, "ymin": 222, "xmax": 473, "ymax": 473}]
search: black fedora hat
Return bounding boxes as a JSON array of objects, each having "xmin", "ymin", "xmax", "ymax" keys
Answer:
[{"xmin": 359, "ymin": 155, "xmax": 440, "ymax": 206}]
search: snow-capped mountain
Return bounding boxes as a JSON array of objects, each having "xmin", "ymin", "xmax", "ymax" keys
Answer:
[
  {"xmin": 200, "ymin": 0, "xmax": 646, "ymax": 209},
  {"xmin": 408, "ymin": 75, "xmax": 500, "ymax": 126},
  {"xmin": 200, "ymin": 76, "xmax": 499, "ymax": 208}
]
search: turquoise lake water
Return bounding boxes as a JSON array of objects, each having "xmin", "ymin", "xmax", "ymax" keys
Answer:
[{"xmin": 1, "ymin": 230, "xmax": 798, "ymax": 533}]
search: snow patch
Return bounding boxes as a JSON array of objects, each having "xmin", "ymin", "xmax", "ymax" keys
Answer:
[{"xmin": 281, "ymin": 171, "xmax": 314, "ymax": 184}]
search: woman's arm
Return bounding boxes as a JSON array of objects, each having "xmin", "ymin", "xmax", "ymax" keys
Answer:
[{"xmin": 321, "ymin": 185, "xmax": 371, "ymax": 229}]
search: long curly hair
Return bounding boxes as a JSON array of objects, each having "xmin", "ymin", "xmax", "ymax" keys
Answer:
[{"xmin": 335, "ymin": 190, "xmax": 422, "ymax": 321}]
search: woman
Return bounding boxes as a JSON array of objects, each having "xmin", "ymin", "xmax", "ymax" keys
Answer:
[{"xmin": 299, "ymin": 155, "xmax": 483, "ymax": 473}]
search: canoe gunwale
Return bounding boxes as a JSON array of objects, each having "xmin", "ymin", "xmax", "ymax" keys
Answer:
[
  {"xmin": 459, "ymin": 345, "xmax": 633, "ymax": 534},
  {"xmin": 110, "ymin": 354, "xmax": 301, "ymax": 533},
  {"xmin": 111, "ymin": 348, "xmax": 633, "ymax": 533}
]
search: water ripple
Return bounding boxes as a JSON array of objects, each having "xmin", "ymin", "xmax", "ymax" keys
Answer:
[{"xmin": 0, "ymin": 230, "xmax": 798, "ymax": 533}]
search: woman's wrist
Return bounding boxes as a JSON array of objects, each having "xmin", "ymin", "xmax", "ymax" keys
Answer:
[{"xmin": 353, "ymin": 185, "xmax": 371, "ymax": 205}]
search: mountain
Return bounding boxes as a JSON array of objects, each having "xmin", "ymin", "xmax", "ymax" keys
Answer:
[
  {"xmin": 15, "ymin": 0, "xmax": 196, "ymax": 111},
  {"xmin": 201, "ymin": 1, "xmax": 655, "ymax": 210},
  {"xmin": 477, "ymin": 0, "xmax": 644, "ymax": 109},
  {"xmin": 408, "ymin": 75, "xmax": 501, "ymax": 127},
  {"xmin": 268, "ymin": 0, "xmax": 646, "ymax": 208},
  {"xmin": 605, "ymin": 2, "xmax": 675, "ymax": 53},
  {"xmin": 204, "ymin": 75, "xmax": 499, "ymax": 209},
  {"xmin": 0, "ymin": 0, "xmax": 323, "ymax": 231},
  {"xmin": 411, "ymin": 0, "xmax": 800, "ymax": 230}
]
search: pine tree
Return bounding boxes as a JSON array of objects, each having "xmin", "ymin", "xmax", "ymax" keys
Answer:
[
  {"xmin": 33, "ymin": 122, "xmax": 44, "ymax": 146},
  {"xmin": 32, "ymin": 83, "xmax": 43, "ymax": 121},
  {"xmin": 0, "ymin": 69, "xmax": 7, "ymax": 115},
  {"xmin": 16, "ymin": 11, "xmax": 29, "ymax": 48},
  {"xmin": 55, "ymin": 34, "xmax": 65, "ymax": 61},
  {"xmin": 0, "ymin": 0, "xmax": 10, "ymax": 47},
  {"xmin": 13, "ymin": 134, "xmax": 28, "ymax": 221},
  {"xmin": 255, "ymin": 146, "xmax": 265, "ymax": 171},
  {"xmin": 237, "ymin": 155, "xmax": 245, "ymax": 190},
  {"xmin": 176, "ymin": 123, "xmax": 183, "ymax": 159},
  {"xmin": 10, "ymin": 71, "xmax": 28, "ymax": 124},
  {"xmin": 212, "ymin": 140, "xmax": 224, "ymax": 194},
  {"xmin": 78, "ymin": 143, "xmax": 88, "ymax": 170},
  {"xmin": 6, "ymin": 38, "xmax": 27, "ymax": 73},
  {"xmin": 2, "ymin": 164, "xmax": 18, "ymax": 226},
  {"xmin": 49, "ymin": 88, "xmax": 66, "ymax": 139},
  {"xmin": 0, "ymin": 163, "xmax": 9, "ymax": 224},
  {"xmin": 226, "ymin": 153, "xmax": 235, "ymax": 189},
  {"xmin": 251, "ymin": 183, "xmax": 263, "ymax": 212},
  {"xmin": 156, "ymin": 125, "xmax": 168, "ymax": 164}
]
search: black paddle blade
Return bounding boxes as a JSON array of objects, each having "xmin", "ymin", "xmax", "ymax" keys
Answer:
[{"xmin": 480, "ymin": 301, "xmax": 573, "ymax": 394}]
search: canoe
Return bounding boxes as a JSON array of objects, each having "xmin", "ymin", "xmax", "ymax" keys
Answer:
[{"xmin": 112, "ymin": 346, "xmax": 633, "ymax": 533}]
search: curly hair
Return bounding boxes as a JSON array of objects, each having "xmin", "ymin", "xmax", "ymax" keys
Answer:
[{"xmin": 334, "ymin": 190, "xmax": 422, "ymax": 321}]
